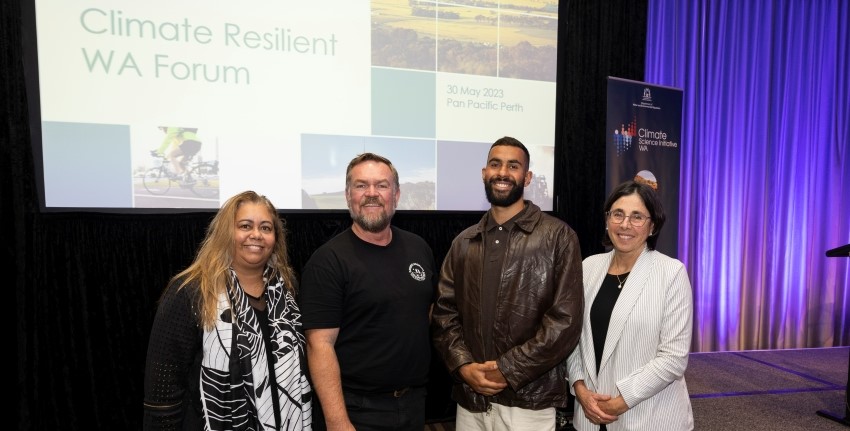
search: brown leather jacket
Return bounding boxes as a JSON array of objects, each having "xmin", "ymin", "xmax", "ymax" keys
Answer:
[{"xmin": 432, "ymin": 202, "xmax": 584, "ymax": 412}]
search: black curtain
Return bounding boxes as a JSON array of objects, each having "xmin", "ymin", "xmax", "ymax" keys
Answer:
[{"xmin": 4, "ymin": 1, "xmax": 647, "ymax": 429}]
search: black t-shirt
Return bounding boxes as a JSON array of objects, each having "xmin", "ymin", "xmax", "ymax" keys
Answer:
[{"xmin": 299, "ymin": 226, "xmax": 437, "ymax": 393}]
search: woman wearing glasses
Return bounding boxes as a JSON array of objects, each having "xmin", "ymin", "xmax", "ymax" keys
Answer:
[{"xmin": 566, "ymin": 180, "xmax": 694, "ymax": 430}]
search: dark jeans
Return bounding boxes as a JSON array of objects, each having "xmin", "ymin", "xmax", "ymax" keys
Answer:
[{"xmin": 312, "ymin": 386, "xmax": 427, "ymax": 431}]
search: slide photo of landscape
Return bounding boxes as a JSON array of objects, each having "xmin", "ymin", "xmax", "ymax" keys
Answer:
[
  {"xmin": 301, "ymin": 134, "xmax": 437, "ymax": 210},
  {"xmin": 371, "ymin": 0, "xmax": 558, "ymax": 81}
]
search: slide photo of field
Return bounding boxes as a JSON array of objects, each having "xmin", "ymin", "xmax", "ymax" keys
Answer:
[{"xmin": 371, "ymin": 0, "xmax": 558, "ymax": 81}]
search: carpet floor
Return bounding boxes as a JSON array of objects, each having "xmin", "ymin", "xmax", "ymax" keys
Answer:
[{"xmin": 425, "ymin": 347, "xmax": 850, "ymax": 430}]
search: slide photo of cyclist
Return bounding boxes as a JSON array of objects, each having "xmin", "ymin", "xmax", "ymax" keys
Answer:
[{"xmin": 132, "ymin": 125, "xmax": 220, "ymax": 209}]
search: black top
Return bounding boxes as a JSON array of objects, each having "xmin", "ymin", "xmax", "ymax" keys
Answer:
[
  {"xmin": 299, "ymin": 227, "xmax": 437, "ymax": 393},
  {"xmin": 590, "ymin": 273, "xmax": 626, "ymax": 374}
]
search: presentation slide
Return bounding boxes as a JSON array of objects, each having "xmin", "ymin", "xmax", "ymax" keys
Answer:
[{"xmin": 33, "ymin": 0, "xmax": 558, "ymax": 211}]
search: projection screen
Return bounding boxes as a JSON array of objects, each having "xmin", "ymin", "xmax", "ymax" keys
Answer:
[{"xmin": 26, "ymin": 0, "xmax": 559, "ymax": 212}]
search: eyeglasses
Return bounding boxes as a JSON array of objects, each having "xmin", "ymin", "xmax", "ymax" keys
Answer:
[{"xmin": 606, "ymin": 210, "xmax": 650, "ymax": 227}]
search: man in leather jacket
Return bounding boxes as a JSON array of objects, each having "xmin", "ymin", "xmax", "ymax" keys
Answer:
[{"xmin": 432, "ymin": 136, "xmax": 583, "ymax": 430}]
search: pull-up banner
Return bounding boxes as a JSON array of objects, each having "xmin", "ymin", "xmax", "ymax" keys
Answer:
[{"xmin": 606, "ymin": 77, "xmax": 683, "ymax": 258}]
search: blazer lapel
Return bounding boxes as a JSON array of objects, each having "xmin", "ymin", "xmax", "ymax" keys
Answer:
[
  {"xmin": 582, "ymin": 251, "xmax": 613, "ymax": 387},
  {"xmin": 598, "ymin": 247, "xmax": 654, "ymax": 373}
]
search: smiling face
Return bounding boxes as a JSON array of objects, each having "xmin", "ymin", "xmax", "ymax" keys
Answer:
[
  {"xmin": 482, "ymin": 144, "xmax": 532, "ymax": 208},
  {"xmin": 345, "ymin": 160, "xmax": 399, "ymax": 233},
  {"xmin": 231, "ymin": 202, "xmax": 276, "ymax": 275},
  {"xmin": 607, "ymin": 192, "xmax": 655, "ymax": 255}
]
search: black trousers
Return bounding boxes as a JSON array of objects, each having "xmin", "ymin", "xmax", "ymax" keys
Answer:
[{"xmin": 312, "ymin": 386, "xmax": 427, "ymax": 431}]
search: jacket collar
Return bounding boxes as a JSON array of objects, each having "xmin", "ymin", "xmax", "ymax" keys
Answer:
[{"xmin": 462, "ymin": 200, "xmax": 542, "ymax": 240}]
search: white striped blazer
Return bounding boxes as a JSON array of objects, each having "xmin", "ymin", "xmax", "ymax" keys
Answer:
[{"xmin": 566, "ymin": 247, "xmax": 694, "ymax": 430}]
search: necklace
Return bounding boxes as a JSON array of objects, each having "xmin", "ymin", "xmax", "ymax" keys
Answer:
[{"xmin": 615, "ymin": 272, "xmax": 628, "ymax": 289}]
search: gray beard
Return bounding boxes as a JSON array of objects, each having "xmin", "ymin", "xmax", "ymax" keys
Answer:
[{"xmin": 350, "ymin": 209, "xmax": 392, "ymax": 233}]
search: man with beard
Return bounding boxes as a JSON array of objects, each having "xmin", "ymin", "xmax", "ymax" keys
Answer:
[
  {"xmin": 432, "ymin": 137, "xmax": 584, "ymax": 430},
  {"xmin": 299, "ymin": 152, "xmax": 437, "ymax": 431}
]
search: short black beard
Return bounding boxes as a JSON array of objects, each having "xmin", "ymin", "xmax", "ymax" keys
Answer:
[{"xmin": 484, "ymin": 177, "xmax": 524, "ymax": 207}]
